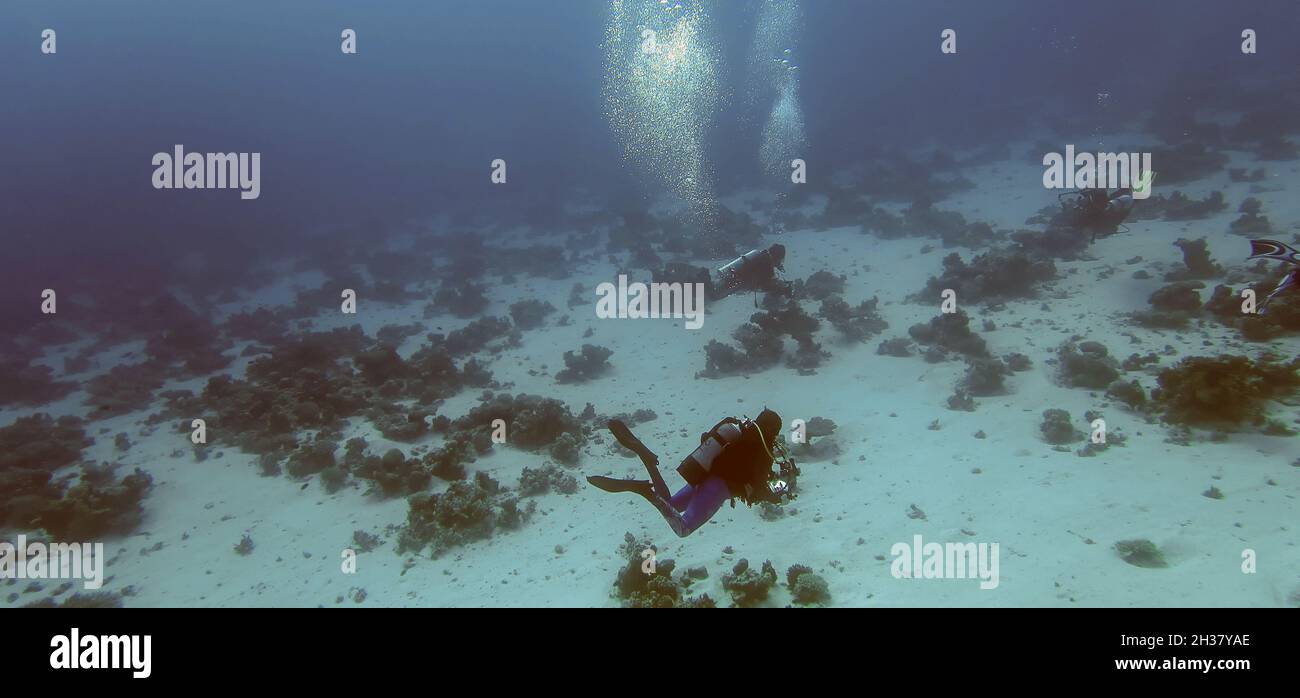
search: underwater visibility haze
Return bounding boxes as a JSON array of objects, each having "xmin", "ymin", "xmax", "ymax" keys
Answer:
[{"xmin": 2, "ymin": 0, "xmax": 1299, "ymax": 611}]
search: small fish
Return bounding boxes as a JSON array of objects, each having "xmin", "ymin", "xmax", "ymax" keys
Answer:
[
  {"xmin": 1248, "ymin": 239, "xmax": 1300, "ymax": 313},
  {"xmin": 1249, "ymin": 238, "xmax": 1300, "ymax": 266}
]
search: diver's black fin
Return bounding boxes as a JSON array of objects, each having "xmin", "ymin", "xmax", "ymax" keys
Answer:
[
  {"xmin": 608, "ymin": 420, "xmax": 658, "ymax": 466},
  {"xmin": 586, "ymin": 476, "xmax": 655, "ymax": 497},
  {"xmin": 607, "ymin": 420, "xmax": 669, "ymax": 498},
  {"xmin": 1249, "ymin": 239, "xmax": 1300, "ymax": 266}
]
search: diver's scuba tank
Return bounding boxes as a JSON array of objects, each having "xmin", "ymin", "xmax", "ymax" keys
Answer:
[
  {"xmin": 717, "ymin": 248, "xmax": 765, "ymax": 276},
  {"xmin": 677, "ymin": 418, "xmax": 744, "ymax": 485},
  {"xmin": 716, "ymin": 249, "xmax": 766, "ymax": 290},
  {"xmin": 1105, "ymin": 189, "xmax": 1134, "ymax": 222}
]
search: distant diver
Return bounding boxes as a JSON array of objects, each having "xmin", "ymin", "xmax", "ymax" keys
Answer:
[
  {"xmin": 714, "ymin": 243, "xmax": 788, "ymax": 300},
  {"xmin": 1058, "ymin": 187, "xmax": 1135, "ymax": 242},
  {"xmin": 1247, "ymin": 239, "xmax": 1300, "ymax": 312},
  {"xmin": 587, "ymin": 410, "xmax": 798, "ymax": 538}
]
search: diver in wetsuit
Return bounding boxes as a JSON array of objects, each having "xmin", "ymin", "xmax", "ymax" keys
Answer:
[
  {"xmin": 1060, "ymin": 187, "xmax": 1135, "ymax": 242},
  {"xmin": 587, "ymin": 409, "xmax": 791, "ymax": 538},
  {"xmin": 715, "ymin": 244, "xmax": 788, "ymax": 299},
  {"xmin": 1247, "ymin": 239, "xmax": 1300, "ymax": 313}
]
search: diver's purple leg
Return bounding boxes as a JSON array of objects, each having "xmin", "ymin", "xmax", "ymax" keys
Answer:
[
  {"xmin": 669, "ymin": 484, "xmax": 695, "ymax": 511},
  {"xmin": 643, "ymin": 477, "xmax": 730, "ymax": 538},
  {"xmin": 678, "ymin": 476, "xmax": 729, "ymax": 532}
]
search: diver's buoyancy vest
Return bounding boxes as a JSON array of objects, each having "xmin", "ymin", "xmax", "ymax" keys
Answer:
[{"xmin": 677, "ymin": 418, "xmax": 744, "ymax": 485}]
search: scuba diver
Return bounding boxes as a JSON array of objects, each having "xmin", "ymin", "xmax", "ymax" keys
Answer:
[
  {"xmin": 1247, "ymin": 239, "xmax": 1300, "ymax": 313},
  {"xmin": 714, "ymin": 243, "xmax": 788, "ymax": 300},
  {"xmin": 1058, "ymin": 187, "xmax": 1135, "ymax": 243},
  {"xmin": 586, "ymin": 409, "xmax": 798, "ymax": 538}
]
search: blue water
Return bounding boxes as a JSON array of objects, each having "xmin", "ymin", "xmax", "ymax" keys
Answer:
[{"xmin": 4, "ymin": 0, "xmax": 1295, "ymax": 322}]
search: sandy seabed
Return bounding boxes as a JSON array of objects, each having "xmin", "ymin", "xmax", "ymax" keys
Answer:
[{"xmin": 4, "ymin": 140, "xmax": 1298, "ymax": 609}]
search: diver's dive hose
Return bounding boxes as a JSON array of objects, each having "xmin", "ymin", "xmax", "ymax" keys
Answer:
[{"xmin": 752, "ymin": 420, "xmax": 798, "ymax": 500}]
